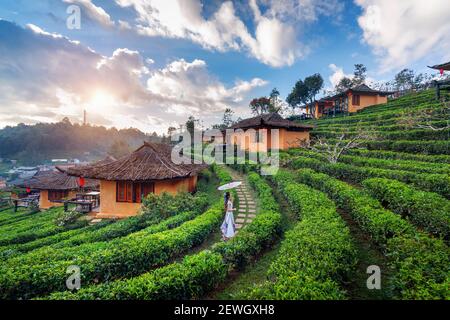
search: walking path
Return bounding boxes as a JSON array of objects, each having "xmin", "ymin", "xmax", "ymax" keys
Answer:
[{"xmin": 229, "ymin": 170, "xmax": 258, "ymax": 231}]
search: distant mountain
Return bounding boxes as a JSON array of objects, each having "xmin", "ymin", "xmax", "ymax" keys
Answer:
[{"xmin": 0, "ymin": 118, "xmax": 162, "ymax": 165}]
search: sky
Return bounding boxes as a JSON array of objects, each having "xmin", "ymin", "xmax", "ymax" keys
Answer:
[{"xmin": 0, "ymin": 0, "xmax": 449, "ymax": 134}]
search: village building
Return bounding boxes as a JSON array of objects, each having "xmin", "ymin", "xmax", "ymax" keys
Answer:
[
  {"xmin": 65, "ymin": 142, "xmax": 206, "ymax": 218},
  {"xmin": 227, "ymin": 113, "xmax": 314, "ymax": 152},
  {"xmin": 21, "ymin": 170, "xmax": 99, "ymax": 209},
  {"xmin": 304, "ymin": 84, "xmax": 393, "ymax": 119}
]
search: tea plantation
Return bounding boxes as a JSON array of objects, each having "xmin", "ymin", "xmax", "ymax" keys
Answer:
[{"xmin": 0, "ymin": 90, "xmax": 448, "ymax": 300}]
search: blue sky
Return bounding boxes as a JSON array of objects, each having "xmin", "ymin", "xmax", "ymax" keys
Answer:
[{"xmin": 0, "ymin": 0, "xmax": 449, "ymax": 134}]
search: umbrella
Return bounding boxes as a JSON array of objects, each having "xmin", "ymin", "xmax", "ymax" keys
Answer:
[{"xmin": 217, "ymin": 181, "xmax": 242, "ymax": 191}]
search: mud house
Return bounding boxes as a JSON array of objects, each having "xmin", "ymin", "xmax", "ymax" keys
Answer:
[
  {"xmin": 304, "ymin": 84, "xmax": 393, "ymax": 118},
  {"xmin": 65, "ymin": 142, "xmax": 206, "ymax": 218},
  {"xmin": 227, "ymin": 113, "xmax": 313, "ymax": 152},
  {"xmin": 22, "ymin": 170, "xmax": 99, "ymax": 209}
]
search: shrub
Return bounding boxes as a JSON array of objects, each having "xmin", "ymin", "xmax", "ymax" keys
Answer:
[
  {"xmin": 46, "ymin": 251, "xmax": 227, "ymax": 300},
  {"xmin": 290, "ymin": 156, "xmax": 450, "ymax": 198},
  {"xmin": 248, "ymin": 170, "xmax": 356, "ymax": 299},
  {"xmin": 294, "ymin": 168, "xmax": 450, "ymax": 299},
  {"xmin": 0, "ymin": 202, "xmax": 223, "ymax": 299},
  {"xmin": 362, "ymin": 178, "xmax": 450, "ymax": 239},
  {"xmin": 44, "ymin": 170, "xmax": 283, "ymax": 300}
]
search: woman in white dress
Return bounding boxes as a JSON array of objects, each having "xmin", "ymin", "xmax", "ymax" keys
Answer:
[{"xmin": 221, "ymin": 194, "xmax": 236, "ymax": 240}]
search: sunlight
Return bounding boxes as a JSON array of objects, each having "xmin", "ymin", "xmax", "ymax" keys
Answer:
[{"xmin": 88, "ymin": 90, "xmax": 115, "ymax": 113}]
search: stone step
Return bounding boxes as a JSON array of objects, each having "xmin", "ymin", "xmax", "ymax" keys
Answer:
[
  {"xmin": 236, "ymin": 218, "xmax": 245, "ymax": 223},
  {"xmin": 236, "ymin": 224, "xmax": 243, "ymax": 229},
  {"xmin": 248, "ymin": 209, "xmax": 256, "ymax": 213},
  {"xmin": 237, "ymin": 213, "xmax": 246, "ymax": 218},
  {"xmin": 247, "ymin": 214, "xmax": 256, "ymax": 218}
]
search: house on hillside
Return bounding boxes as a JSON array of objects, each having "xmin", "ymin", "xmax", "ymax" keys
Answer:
[
  {"xmin": 64, "ymin": 142, "xmax": 206, "ymax": 218},
  {"xmin": 304, "ymin": 84, "xmax": 393, "ymax": 118},
  {"xmin": 227, "ymin": 113, "xmax": 314, "ymax": 152},
  {"xmin": 21, "ymin": 170, "xmax": 99, "ymax": 209}
]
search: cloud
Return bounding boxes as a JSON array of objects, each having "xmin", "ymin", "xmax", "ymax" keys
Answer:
[
  {"xmin": 0, "ymin": 20, "xmax": 266, "ymax": 133},
  {"xmin": 63, "ymin": 0, "xmax": 115, "ymax": 27},
  {"xmin": 355, "ymin": 0, "xmax": 450, "ymax": 72},
  {"xmin": 114, "ymin": 0, "xmax": 341, "ymax": 67},
  {"xmin": 146, "ymin": 58, "xmax": 268, "ymax": 115},
  {"xmin": 328, "ymin": 63, "xmax": 353, "ymax": 88}
]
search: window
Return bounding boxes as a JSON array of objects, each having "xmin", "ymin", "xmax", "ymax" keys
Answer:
[
  {"xmin": 116, "ymin": 181, "xmax": 154, "ymax": 203},
  {"xmin": 352, "ymin": 94, "xmax": 360, "ymax": 106},
  {"xmin": 255, "ymin": 130, "xmax": 264, "ymax": 143},
  {"xmin": 48, "ymin": 190, "xmax": 69, "ymax": 201}
]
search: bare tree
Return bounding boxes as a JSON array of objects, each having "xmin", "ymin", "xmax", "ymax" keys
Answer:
[
  {"xmin": 306, "ymin": 129, "xmax": 377, "ymax": 163},
  {"xmin": 399, "ymin": 101, "xmax": 450, "ymax": 131}
]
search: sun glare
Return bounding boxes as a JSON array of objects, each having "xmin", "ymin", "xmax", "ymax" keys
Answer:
[{"xmin": 85, "ymin": 90, "xmax": 116, "ymax": 115}]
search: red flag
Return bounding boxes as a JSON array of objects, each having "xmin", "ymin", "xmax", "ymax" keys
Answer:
[
  {"xmin": 440, "ymin": 69, "xmax": 444, "ymax": 75},
  {"xmin": 78, "ymin": 177, "xmax": 85, "ymax": 187},
  {"xmin": 26, "ymin": 187, "xmax": 31, "ymax": 193}
]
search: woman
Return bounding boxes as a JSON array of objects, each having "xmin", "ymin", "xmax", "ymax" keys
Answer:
[
  {"xmin": 224, "ymin": 192, "xmax": 230, "ymax": 211},
  {"xmin": 221, "ymin": 193, "xmax": 236, "ymax": 240}
]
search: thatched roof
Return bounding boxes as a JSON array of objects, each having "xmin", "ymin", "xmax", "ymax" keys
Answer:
[
  {"xmin": 428, "ymin": 61, "xmax": 450, "ymax": 71},
  {"xmin": 64, "ymin": 142, "xmax": 207, "ymax": 181},
  {"xmin": 230, "ymin": 113, "xmax": 314, "ymax": 130},
  {"xmin": 21, "ymin": 170, "xmax": 99, "ymax": 190}
]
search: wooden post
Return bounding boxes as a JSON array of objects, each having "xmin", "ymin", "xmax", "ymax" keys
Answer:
[
  {"xmin": 14, "ymin": 200, "xmax": 18, "ymax": 212},
  {"xmin": 64, "ymin": 202, "xmax": 68, "ymax": 212}
]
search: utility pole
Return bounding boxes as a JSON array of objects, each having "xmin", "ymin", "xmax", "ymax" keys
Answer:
[{"xmin": 83, "ymin": 109, "xmax": 87, "ymax": 126}]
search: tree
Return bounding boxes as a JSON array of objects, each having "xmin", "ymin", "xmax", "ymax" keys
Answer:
[
  {"xmin": 269, "ymin": 88, "xmax": 281, "ymax": 113},
  {"xmin": 249, "ymin": 97, "xmax": 272, "ymax": 115},
  {"xmin": 394, "ymin": 69, "xmax": 415, "ymax": 91},
  {"xmin": 304, "ymin": 73, "xmax": 324, "ymax": 104},
  {"xmin": 286, "ymin": 80, "xmax": 308, "ymax": 109},
  {"xmin": 352, "ymin": 64, "xmax": 367, "ymax": 86},
  {"xmin": 287, "ymin": 74, "xmax": 324, "ymax": 118},
  {"xmin": 185, "ymin": 116, "xmax": 197, "ymax": 136},
  {"xmin": 399, "ymin": 101, "xmax": 450, "ymax": 131},
  {"xmin": 335, "ymin": 77, "xmax": 353, "ymax": 94},
  {"xmin": 109, "ymin": 140, "xmax": 131, "ymax": 159},
  {"xmin": 222, "ymin": 108, "xmax": 235, "ymax": 127},
  {"xmin": 308, "ymin": 129, "xmax": 378, "ymax": 163},
  {"xmin": 167, "ymin": 126, "xmax": 177, "ymax": 137}
]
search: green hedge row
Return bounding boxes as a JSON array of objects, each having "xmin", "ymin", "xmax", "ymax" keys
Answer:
[
  {"xmin": 287, "ymin": 149, "xmax": 450, "ymax": 175},
  {"xmin": 248, "ymin": 170, "xmax": 356, "ymax": 299},
  {"xmin": 290, "ymin": 156, "xmax": 450, "ymax": 199},
  {"xmin": 0, "ymin": 208, "xmax": 88, "ymax": 246},
  {"xmin": 362, "ymin": 178, "xmax": 450, "ymax": 240},
  {"xmin": 0, "ymin": 202, "xmax": 224, "ymax": 299},
  {"xmin": 294, "ymin": 169, "xmax": 449, "ymax": 299},
  {"xmin": 312, "ymin": 128, "xmax": 450, "ymax": 141},
  {"xmin": 346, "ymin": 149, "xmax": 450, "ymax": 164},
  {"xmin": 46, "ymin": 250, "xmax": 227, "ymax": 300},
  {"xmin": 314, "ymin": 120, "xmax": 447, "ymax": 132},
  {"xmin": 365, "ymin": 140, "xmax": 450, "ymax": 155},
  {"xmin": 45, "ymin": 171, "xmax": 283, "ymax": 300}
]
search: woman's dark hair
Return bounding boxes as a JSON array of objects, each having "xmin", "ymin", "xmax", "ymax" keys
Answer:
[{"xmin": 225, "ymin": 192, "xmax": 230, "ymax": 199}]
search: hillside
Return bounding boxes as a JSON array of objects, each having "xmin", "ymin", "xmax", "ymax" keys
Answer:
[
  {"xmin": 0, "ymin": 91, "xmax": 448, "ymax": 301},
  {"xmin": 0, "ymin": 119, "xmax": 159, "ymax": 165}
]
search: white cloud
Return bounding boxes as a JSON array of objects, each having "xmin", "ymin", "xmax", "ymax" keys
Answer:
[
  {"xmin": 356, "ymin": 0, "xmax": 450, "ymax": 72},
  {"xmin": 146, "ymin": 58, "xmax": 268, "ymax": 115},
  {"xmin": 328, "ymin": 63, "xmax": 353, "ymax": 88},
  {"xmin": 0, "ymin": 21, "xmax": 266, "ymax": 133},
  {"xmin": 63, "ymin": 0, "xmax": 115, "ymax": 27},
  {"xmin": 114, "ymin": 0, "xmax": 341, "ymax": 67}
]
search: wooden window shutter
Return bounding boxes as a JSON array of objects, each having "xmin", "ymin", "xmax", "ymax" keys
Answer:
[
  {"xmin": 126, "ymin": 182, "xmax": 133, "ymax": 203},
  {"xmin": 134, "ymin": 183, "xmax": 142, "ymax": 203}
]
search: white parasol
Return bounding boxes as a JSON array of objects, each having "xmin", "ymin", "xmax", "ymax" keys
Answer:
[{"xmin": 217, "ymin": 181, "xmax": 242, "ymax": 191}]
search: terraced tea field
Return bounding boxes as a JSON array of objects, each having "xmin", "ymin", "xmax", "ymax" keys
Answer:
[{"xmin": 0, "ymin": 91, "xmax": 448, "ymax": 300}]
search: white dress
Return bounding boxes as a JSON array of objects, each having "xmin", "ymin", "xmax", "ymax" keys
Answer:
[{"xmin": 221, "ymin": 200, "xmax": 236, "ymax": 238}]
